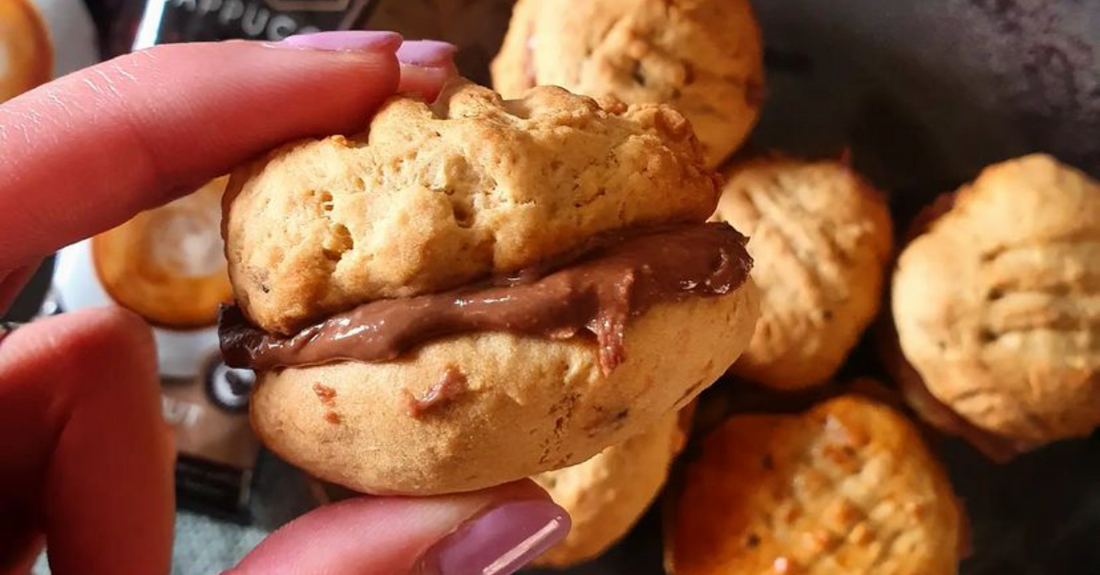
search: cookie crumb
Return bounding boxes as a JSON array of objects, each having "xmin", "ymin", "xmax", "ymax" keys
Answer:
[
  {"xmin": 405, "ymin": 367, "xmax": 469, "ymax": 418},
  {"xmin": 325, "ymin": 411, "xmax": 341, "ymax": 425}
]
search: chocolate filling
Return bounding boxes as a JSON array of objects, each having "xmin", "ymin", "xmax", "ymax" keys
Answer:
[{"xmin": 220, "ymin": 223, "xmax": 752, "ymax": 373}]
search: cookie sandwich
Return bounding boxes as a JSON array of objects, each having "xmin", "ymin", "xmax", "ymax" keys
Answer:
[{"xmin": 220, "ymin": 80, "xmax": 760, "ymax": 495}]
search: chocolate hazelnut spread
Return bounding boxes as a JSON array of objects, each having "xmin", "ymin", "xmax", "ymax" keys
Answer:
[{"xmin": 220, "ymin": 223, "xmax": 752, "ymax": 373}]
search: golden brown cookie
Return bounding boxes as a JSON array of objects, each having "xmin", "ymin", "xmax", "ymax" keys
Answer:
[
  {"xmin": 251, "ymin": 285, "xmax": 759, "ymax": 495},
  {"xmin": 0, "ymin": 0, "xmax": 51, "ymax": 102},
  {"xmin": 892, "ymin": 154, "xmax": 1100, "ymax": 453},
  {"xmin": 225, "ymin": 79, "xmax": 720, "ymax": 335},
  {"xmin": 666, "ymin": 394, "xmax": 963, "ymax": 575},
  {"xmin": 94, "ymin": 178, "xmax": 232, "ymax": 329},
  {"xmin": 713, "ymin": 157, "xmax": 893, "ymax": 389},
  {"xmin": 491, "ymin": 0, "xmax": 764, "ymax": 167},
  {"xmin": 532, "ymin": 408, "xmax": 688, "ymax": 567}
]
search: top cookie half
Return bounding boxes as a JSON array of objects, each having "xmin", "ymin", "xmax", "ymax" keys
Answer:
[{"xmin": 224, "ymin": 79, "xmax": 720, "ymax": 334}]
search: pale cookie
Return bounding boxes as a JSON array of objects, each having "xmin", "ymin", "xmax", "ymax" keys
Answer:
[
  {"xmin": 667, "ymin": 394, "xmax": 963, "ymax": 575},
  {"xmin": 492, "ymin": 0, "xmax": 764, "ymax": 167},
  {"xmin": 713, "ymin": 157, "xmax": 893, "ymax": 389},
  {"xmin": 251, "ymin": 284, "xmax": 760, "ymax": 496},
  {"xmin": 532, "ymin": 408, "xmax": 687, "ymax": 567},
  {"xmin": 225, "ymin": 79, "xmax": 719, "ymax": 334},
  {"xmin": 893, "ymin": 154, "xmax": 1100, "ymax": 452},
  {"xmin": 0, "ymin": 0, "xmax": 51, "ymax": 102}
]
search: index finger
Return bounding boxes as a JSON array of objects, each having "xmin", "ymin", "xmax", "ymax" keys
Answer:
[{"xmin": 0, "ymin": 36, "xmax": 405, "ymax": 273}]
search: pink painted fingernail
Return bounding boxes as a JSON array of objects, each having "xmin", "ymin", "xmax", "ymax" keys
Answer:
[
  {"xmin": 277, "ymin": 31, "xmax": 403, "ymax": 52},
  {"xmin": 418, "ymin": 500, "xmax": 570, "ymax": 575},
  {"xmin": 397, "ymin": 40, "xmax": 458, "ymax": 67}
]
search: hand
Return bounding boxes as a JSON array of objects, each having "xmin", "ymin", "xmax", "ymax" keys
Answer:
[{"xmin": 0, "ymin": 32, "xmax": 569, "ymax": 575}]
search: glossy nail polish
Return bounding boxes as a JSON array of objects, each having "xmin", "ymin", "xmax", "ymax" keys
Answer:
[
  {"xmin": 418, "ymin": 500, "xmax": 571, "ymax": 575},
  {"xmin": 277, "ymin": 31, "xmax": 403, "ymax": 52}
]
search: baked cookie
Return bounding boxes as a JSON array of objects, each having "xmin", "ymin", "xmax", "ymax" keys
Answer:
[
  {"xmin": 892, "ymin": 154, "xmax": 1100, "ymax": 455},
  {"xmin": 221, "ymin": 79, "xmax": 761, "ymax": 495},
  {"xmin": 491, "ymin": 0, "xmax": 764, "ymax": 167},
  {"xmin": 94, "ymin": 178, "xmax": 232, "ymax": 329},
  {"xmin": 0, "ymin": 0, "xmax": 51, "ymax": 102},
  {"xmin": 532, "ymin": 408, "xmax": 689, "ymax": 567},
  {"xmin": 713, "ymin": 157, "xmax": 893, "ymax": 389},
  {"xmin": 226, "ymin": 80, "xmax": 719, "ymax": 335},
  {"xmin": 667, "ymin": 394, "xmax": 963, "ymax": 575}
]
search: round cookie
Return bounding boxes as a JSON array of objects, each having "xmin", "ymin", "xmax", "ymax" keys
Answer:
[
  {"xmin": 532, "ymin": 408, "xmax": 688, "ymax": 567},
  {"xmin": 491, "ymin": 0, "xmax": 764, "ymax": 167},
  {"xmin": 712, "ymin": 157, "xmax": 893, "ymax": 389},
  {"xmin": 666, "ymin": 394, "xmax": 963, "ymax": 575},
  {"xmin": 0, "ymin": 0, "xmax": 51, "ymax": 102},
  {"xmin": 892, "ymin": 154, "xmax": 1100, "ymax": 453},
  {"xmin": 251, "ymin": 285, "xmax": 760, "ymax": 496},
  {"xmin": 93, "ymin": 177, "xmax": 232, "ymax": 329},
  {"xmin": 225, "ymin": 79, "xmax": 720, "ymax": 335}
]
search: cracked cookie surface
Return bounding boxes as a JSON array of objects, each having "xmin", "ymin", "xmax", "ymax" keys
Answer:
[
  {"xmin": 713, "ymin": 157, "xmax": 893, "ymax": 389},
  {"xmin": 668, "ymin": 394, "xmax": 962, "ymax": 575},
  {"xmin": 492, "ymin": 0, "xmax": 764, "ymax": 167},
  {"xmin": 224, "ymin": 79, "xmax": 718, "ymax": 334},
  {"xmin": 893, "ymin": 154, "xmax": 1100, "ymax": 449}
]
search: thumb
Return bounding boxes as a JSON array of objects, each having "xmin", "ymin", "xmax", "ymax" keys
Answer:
[{"xmin": 228, "ymin": 481, "xmax": 570, "ymax": 575}]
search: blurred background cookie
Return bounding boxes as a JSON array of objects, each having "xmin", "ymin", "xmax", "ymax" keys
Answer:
[
  {"xmin": 92, "ymin": 177, "xmax": 233, "ymax": 329},
  {"xmin": 666, "ymin": 393, "xmax": 962, "ymax": 575},
  {"xmin": 892, "ymin": 154, "xmax": 1100, "ymax": 457},
  {"xmin": 0, "ymin": 0, "xmax": 52, "ymax": 101},
  {"xmin": 532, "ymin": 408, "xmax": 690, "ymax": 568},
  {"xmin": 491, "ymin": 0, "xmax": 764, "ymax": 167},
  {"xmin": 712, "ymin": 156, "xmax": 893, "ymax": 390}
]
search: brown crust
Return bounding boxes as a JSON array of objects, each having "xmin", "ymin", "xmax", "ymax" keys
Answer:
[{"xmin": 667, "ymin": 395, "xmax": 963, "ymax": 575}]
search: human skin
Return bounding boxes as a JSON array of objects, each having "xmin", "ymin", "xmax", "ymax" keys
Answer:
[{"xmin": 0, "ymin": 32, "xmax": 568, "ymax": 575}]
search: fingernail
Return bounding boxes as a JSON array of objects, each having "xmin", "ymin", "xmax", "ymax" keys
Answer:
[
  {"xmin": 419, "ymin": 500, "xmax": 570, "ymax": 575},
  {"xmin": 397, "ymin": 40, "xmax": 458, "ymax": 67},
  {"xmin": 276, "ymin": 31, "xmax": 403, "ymax": 52}
]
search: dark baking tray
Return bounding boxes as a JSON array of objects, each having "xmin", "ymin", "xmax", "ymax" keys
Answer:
[
  {"xmin": 524, "ymin": 1, "xmax": 1100, "ymax": 573},
  {"xmin": 8, "ymin": 1, "xmax": 1098, "ymax": 573}
]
